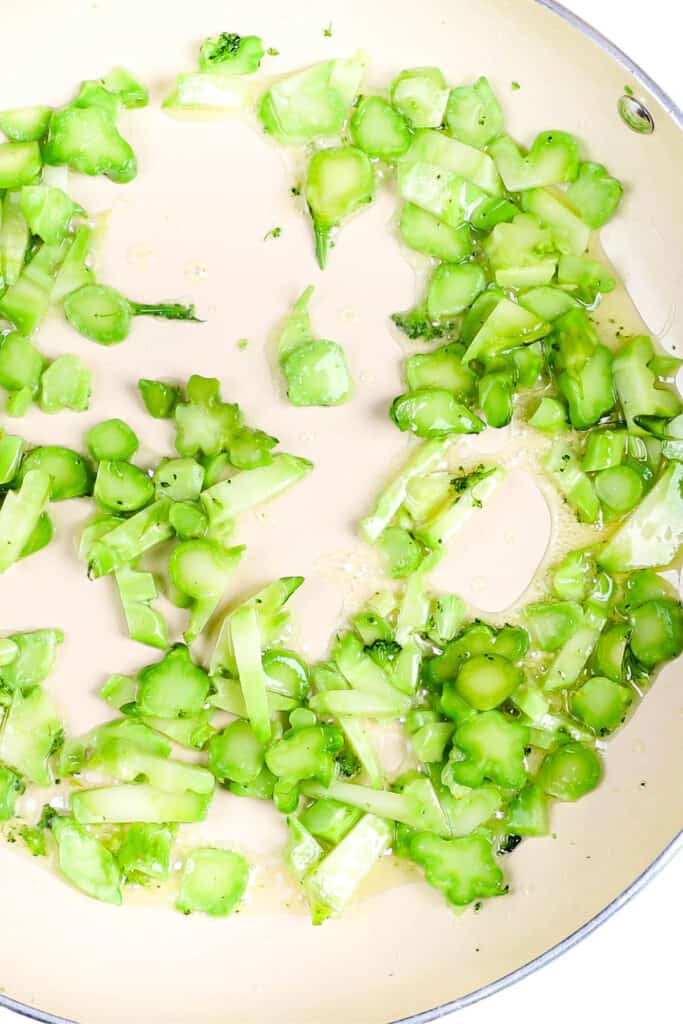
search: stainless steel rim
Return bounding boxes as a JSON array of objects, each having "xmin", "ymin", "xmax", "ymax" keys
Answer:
[{"xmin": 1, "ymin": 3, "xmax": 681, "ymax": 1023}]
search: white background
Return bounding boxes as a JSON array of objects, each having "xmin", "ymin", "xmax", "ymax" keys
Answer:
[{"xmin": 1, "ymin": 1, "xmax": 681, "ymax": 1021}]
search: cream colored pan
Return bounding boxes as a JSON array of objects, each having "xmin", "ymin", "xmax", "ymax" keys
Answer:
[{"xmin": 0, "ymin": 0, "xmax": 681, "ymax": 1021}]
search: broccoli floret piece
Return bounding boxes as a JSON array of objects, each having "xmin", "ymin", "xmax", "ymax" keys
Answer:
[{"xmin": 391, "ymin": 302, "xmax": 455, "ymax": 341}]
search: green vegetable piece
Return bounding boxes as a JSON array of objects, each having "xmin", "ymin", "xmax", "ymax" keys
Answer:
[
  {"xmin": 0, "ymin": 765, "xmax": 24, "ymax": 820},
  {"xmin": 0, "ymin": 431, "xmax": 24, "ymax": 485},
  {"xmin": 51, "ymin": 815, "xmax": 122, "ymax": 904},
  {"xmin": 38, "ymin": 354, "xmax": 90, "ymax": 413},
  {"xmin": 0, "ymin": 331, "xmax": 44, "ymax": 395},
  {"xmin": 400, "ymin": 127, "xmax": 502, "ymax": 195},
  {"xmin": 445, "ymin": 76, "xmax": 503, "ymax": 148},
  {"xmin": 361, "ymin": 439, "xmax": 451, "ymax": 542},
  {"xmin": 582, "ymin": 430, "xmax": 627, "ymax": 472},
  {"xmin": 544, "ymin": 443, "xmax": 600, "ymax": 523},
  {"xmin": 0, "ymin": 240, "xmax": 67, "ymax": 335},
  {"xmin": 90, "ymin": 738, "xmax": 214, "ymax": 796},
  {"xmin": 86, "ymin": 419, "xmax": 138, "ymax": 462},
  {"xmin": 462, "ymin": 297, "xmax": 551, "ymax": 365},
  {"xmin": 208, "ymin": 720, "xmax": 265, "ymax": 786},
  {"xmin": 137, "ymin": 644, "xmax": 211, "ymax": 719},
  {"xmin": 5, "ymin": 387, "xmax": 33, "ymax": 417},
  {"xmin": 571, "ymin": 676, "xmax": 632, "ymax": 734},
  {"xmin": 99, "ymin": 673, "xmax": 137, "ymax": 709},
  {"xmin": 613, "ymin": 336, "xmax": 681, "ymax": 433},
  {"xmin": 390, "ymin": 388, "xmax": 483, "ymax": 439},
  {"xmin": 455, "ymin": 654, "xmax": 521, "ymax": 711},
  {"xmin": 376, "ymin": 526, "xmax": 424, "ymax": 578},
  {"xmin": 566, "ymin": 161, "xmax": 623, "ymax": 228},
  {"xmin": 350, "ymin": 96, "xmax": 411, "ymax": 159},
  {"xmin": 403, "ymin": 471, "xmax": 451, "ymax": 523},
  {"xmin": 478, "ymin": 371, "xmax": 514, "ymax": 429},
  {"xmin": 52, "ymin": 224, "xmax": 94, "ymax": 303},
  {"xmin": 451, "ymin": 710, "xmax": 528, "ymax": 789},
  {"xmin": 282, "ymin": 340, "xmax": 352, "ymax": 406},
  {"xmin": 594, "ymin": 463, "xmax": 644, "ymax": 516},
  {"xmin": 489, "ymin": 131, "xmax": 580, "ymax": 191},
  {"xmin": 173, "ymin": 375, "xmax": 240, "ymax": 458},
  {"xmin": 416, "ymin": 467, "xmax": 503, "ymax": 550},
  {"xmin": 557, "ymin": 254, "xmax": 616, "ymax": 305},
  {"xmin": 199, "ymin": 33, "xmax": 264, "ymax": 74},
  {"xmin": 259, "ymin": 56, "xmax": 365, "ymax": 144},
  {"xmin": 0, "ymin": 106, "xmax": 51, "ymax": 142},
  {"xmin": 43, "ymin": 105, "xmax": 136, "ymax": 183},
  {"xmin": 117, "ymin": 824, "xmax": 173, "ymax": 883},
  {"xmin": 538, "ymin": 742, "xmax": 602, "ymax": 800},
  {"xmin": 1, "ymin": 192, "xmax": 29, "ymax": 290},
  {"xmin": 87, "ymin": 499, "xmax": 172, "ymax": 577},
  {"xmin": 139, "ymin": 378, "xmax": 179, "ymax": 419},
  {"xmin": 408, "ymin": 832, "xmax": 504, "ymax": 907},
  {"xmin": 391, "ymin": 301, "xmax": 453, "ymax": 341},
  {"xmin": 169, "ymin": 500, "xmax": 207, "ymax": 540},
  {"xmin": 552, "ymin": 548, "xmax": 595, "ymax": 602},
  {"xmin": 101, "ymin": 67, "xmax": 148, "ymax": 109},
  {"xmin": 399, "ymin": 203, "xmax": 472, "ymax": 263},
  {"xmin": 598, "ymin": 462, "xmax": 683, "ymax": 572},
  {"xmin": 201, "ymin": 453, "xmax": 312, "ymax": 533},
  {"xmin": 154, "ymin": 458, "xmax": 205, "ymax": 502},
  {"xmin": 629, "ymin": 598, "xmax": 683, "ymax": 667},
  {"xmin": 0, "ymin": 628, "xmax": 63, "ymax": 689},
  {"xmin": 163, "ymin": 70, "xmax": 251, "ymax": 112},
  {"xmin": 19, "ymin": 185, "xmax": 83, "ymax": 244},
  {"xmin": 0, "ymin": 637, "xmax": 19, "ymax": 667},
  {"xmin": 0, "ymin": 141, "xmax": 41, "ymax": 187},
  {"xmin": 72, "ymin": 784, "xmax": 210, "ymax": 824},
  {"xmin": 390, "ymin": 67, "xmax": 449, "ymax": 129},
  {"xmin": 593, "ymin": 622, "xmax": 629, "ymax": 682},
  {"xmin": 302, "ymin": 775, "xmax": 447, "ymax": 835},
  {"xmin": 0, "ymin": 685, "xmax": 62, "ymax": 784},
  {"xmin": 558, "ymin": 345, "xmax": 615, "ymax": 431},
  {"xmin": 177, "ymin": 848, "xmax": 249, "ymax": 916},
  {"xmin": 19, "ymin": 511, "xmax": 53, "ymax": 560},
  {"xmin": 521, "ymin": 186, "xmax": 590, "ymax": 256},
  {"xmin": 427, "ymin": 594, "xmax": 466, "ymax": 645},
  {"xmin": 519, "ymin": 285, "xmax": 578, "ymax": 322},
  {"xmin": 427, "ymin": 263, "xmax": 487, "ymax": 320},
  {"xmin": 170, "ymin": 539, "xmax": 244, "ymax": 643},
  {"xmin": 228, "ymin": 428, "xmax": 278, "ymax": 470},
  {"xmin": 94, "ymin": 460, "xmax": 154, "ymax": 513},
  {"xmin": 506, "ymin": 783, "xmax": 549, "ymax": 837},
  {"xmin": 266, "ymin": 724, "xmax": 342, "ymax": 786},
  {"xmin": 210, "ymin": 576, "xmax": 304, "ymax": 677},
  {"xmin": 303, "ymin": 814, "xmax": 392, "ymax": 924},
  {"xmin": 300, "ymin": 799, "xmax": 362, "ymax": 844},
  {"xmin": 306, "ymin": 146, "xmax": 374, "ymax": 268},
  {"xmin": 0, "ymin": 470, "xmax": 51, "ymax": 572},
  {"xmin": 263, "ymin": 648, "xmax": 309, "ymax": 699},
  {"xmin": 409, "ymin": 718, "xmax": 454, "ymax": 763},
  {"xmin": 73, "ymin": 80, "xmax": 122, "ymax": 119},
  {"xmin": 484, "ymin": 213, "xmax": 557, "ymax": 290},
  {"xmin": 64, "ymin": 284, "xmax": 198, "ymax": 345},
  {"xmin": 524, "ymin": 600, "xmax": 583, "ymax": 652},
  {"xmin": 620, "ymin": 568, "xmax": 676, "ymax": 611},
  {"xmin": 285, "ymin": 817, "xmax": 323, "ymax": 880},
  {"xmin": 58, "ymin": 718, "xmax": 171, "ymax": 777},
  {"xmin": 230, "ymin": 604, "xmax": 273, "ymax": 744},
  {"xmin": 115, "ymin": 565, "xmax": 168, "ymax": 649}
]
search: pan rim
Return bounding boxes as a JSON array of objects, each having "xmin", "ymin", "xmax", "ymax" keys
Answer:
[{"xmin": 0, "ymin": 2, "xmax": 681, "ymax": 1023}]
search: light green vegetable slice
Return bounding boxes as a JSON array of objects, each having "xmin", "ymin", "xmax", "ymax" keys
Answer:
[
  {"xmin": 0, "ymin": 470, "xmax": 51, "ymax": 573},
  {"xmin": 306, "ymin": 146, "xmax": 374, "ymax": 268},
  {"xmin": 51, "ymin": 815, "xmax": 122, "ymax": 904},
  {"xmin": 303, "ymin": 814, "xmax": 392, "ymax": 924},
  {"xmin": 0, "ymin": 685, "xmax": 63, "ymax": 784},
  {"xmin": 72, "ymin": 784, "xmax": 210, "ymax": 824},
  {"xmin": 169, "ymin": 539, "xmax": 244, "ymax": 643},
  {"xmin": 86, "ymin": 419, "xmax": 139, "ymax": 462},
  {"xmin": 94, "ymin": 460, "xmax": 154, "ymax": 513},
  {"xmin": 0, "ymin": 106, "xmax": 52, "ymax": 142},
  {"xmin": 350, "ymin": 96, "xmax": 411, "ymax": 159},
  {"xmin": 39, "ymin": 354, "xmax": 91, "ymax": 413},
  {"xmin": 445, "ymin": 76, "xmax": 503, "ymax": 148},
  {"xmin": 390, "ymin": 68, "xmax": 449, "ymax": 129},
  {"xmin": 115, "ymin": 565, "xmax": 169, "ymax": 649},
  {"xmin": 176, "ymin": 848, "xmax": 249, "ymax": 916}
]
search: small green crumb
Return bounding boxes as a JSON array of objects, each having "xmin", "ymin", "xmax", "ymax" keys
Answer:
[
  {"xmin": 237, "ymin": 338, "xmax": 249, "ymax": 351},
  {"xmin": 264, "ymin": 226, "xmax": 282, "ymax": 241},
  {"xmin": 291, "ymin": 185, "xmax": 301, "ymax": 197},
  {"xmin": 266, "ymin": 47, "xmax": 280, "ymax": 56},
  {"xmin": 323, "ymin": 22, "xmax": 333, "ymax": 37},
  {"xmin": 624, "ymin": 84, "xmax": 634, "ymax": 97},
  {"xmin": 511, "ymin": 81, "xmax": 521, "ymax": 91}
]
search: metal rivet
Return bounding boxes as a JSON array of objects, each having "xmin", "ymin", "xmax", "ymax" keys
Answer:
[{"xmin": 618, "ymin": 94, "xmax": 655, "ymax": 134}]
